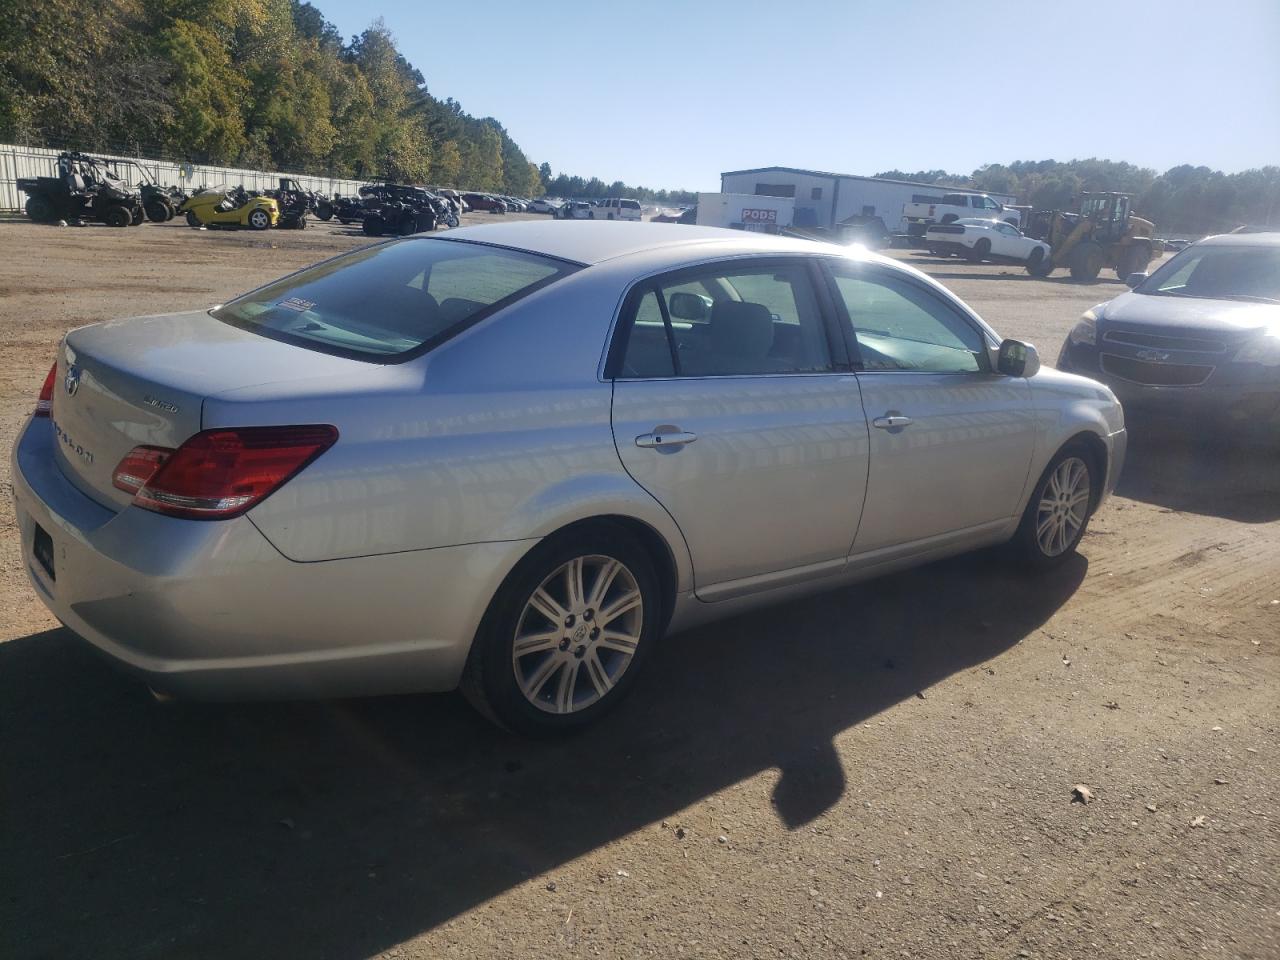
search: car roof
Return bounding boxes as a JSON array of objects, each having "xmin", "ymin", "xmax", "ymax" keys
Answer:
[
  {"xmin": 1196, "ymin": 232, "xmax": 1280, "ymax": 247},
  {"xmin": 437, "ymin": 220, "xmax": 841, "ymax": 266}
]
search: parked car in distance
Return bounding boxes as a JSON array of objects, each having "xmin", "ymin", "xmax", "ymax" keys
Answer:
[
  {"xmin": 527, "ymin": 198, "xmax": 560, "ymax": 214},
  {"xmin": 462, "ymin": 192, "xmax": 505, "ymax": 213},
  {"xmin": 904, "ymin": 193, "xmax": 1021, "ymax": 236},
  {"xmin": 12, "ymin": 221, "xmax": 1125, "ymax": 734},
  {"xmin": 590, "ymin": 197, "xmax": 642, "ymax": 221},
  {"xmin": 556, "ymin": 200, "xmax": 592, "ymax": 219},
  {"xmin": 838, "ymin": 214, "xmax": 892, "ymax": 250},
  {"xmin": 1057, "ymin": 232, "xmax": 1280, "ymax": 437},
  {"xmin": 927, "ymin": 218, "xmax": 1051, "ymax": 267}
]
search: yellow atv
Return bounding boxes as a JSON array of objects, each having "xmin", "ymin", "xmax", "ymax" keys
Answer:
[{"xmin": 180, "ymin": 185, "xmax": 278, "ymax": 230}]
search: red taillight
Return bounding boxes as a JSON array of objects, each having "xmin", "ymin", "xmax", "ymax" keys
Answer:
[
  {"xmin": 114, "ymin": 425, "xmax": 337, "ymax": 520},
  {"xmin": 35, "ymin": 362, "xmax": 56, "ymax": 417},
  {"xmin": 112, "ymin": 445, "xmax": 173, "ymax": 495}
]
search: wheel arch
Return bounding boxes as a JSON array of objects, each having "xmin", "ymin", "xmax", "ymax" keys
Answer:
[
  {"xmin": 1061, "ymin": 429, "xmax": 1109, "ymax": 511},
  {"xmin": 533, "ymin": 514, "xmax": 681, "ymax": 632}
]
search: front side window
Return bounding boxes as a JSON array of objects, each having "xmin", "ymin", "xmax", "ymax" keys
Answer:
[
  {"xmin": 214, "ymin": 238, "xmax": 573, "ymax": 360},
  {"xmin": 616, "ymin": 261, "xmax": 832, "ymax": 378},
  {"xmin": 827, "ymin": 264, "xmax": 987, "ymax": 374}
]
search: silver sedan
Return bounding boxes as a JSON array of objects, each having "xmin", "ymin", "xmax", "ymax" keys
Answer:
[{"xmin": 12, "ymin": 222, "xmax": 1126, "ymax": 733}]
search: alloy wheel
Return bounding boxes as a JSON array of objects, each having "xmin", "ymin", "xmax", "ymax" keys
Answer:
[
  {"xmin": 511, "ymin": 554, "xmax": 643, "ymax": 715},
  {"xmin": 1036, "ymin": 456, "xmax": 1091, "ymax": 557}
]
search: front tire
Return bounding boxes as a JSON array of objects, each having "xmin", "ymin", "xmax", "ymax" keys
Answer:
[
  {"xmin": 145, "ymin": 200, "xmax": 170, "ymax": 223},
  {"xmin": 462, "ymin": 526, "xmax": 663, "ymax": 735},
  {"xmin": 1013, "ymin": 444, "xmax": 1098, "ymax": 569},
  {"xmin": 103, "ymin": 205, "xmax": 132, "ymax": 228},
  {"xmin": 1069, "ymin": 241, "xmax": 1104, "ymax": 282},
  {"xmin": 185, "ymin": 210, "xmax": 202, "ymax": 228}
]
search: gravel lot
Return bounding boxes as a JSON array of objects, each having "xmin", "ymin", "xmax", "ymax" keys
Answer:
[{"xmin": 1, "ymin": 216, "xmax": 1277, "ymax": 960}]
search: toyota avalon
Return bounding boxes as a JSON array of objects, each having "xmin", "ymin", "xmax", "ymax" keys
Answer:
[{"xmin": 12, "ymin": 222, "xmax": 1126, "ymax": 733}]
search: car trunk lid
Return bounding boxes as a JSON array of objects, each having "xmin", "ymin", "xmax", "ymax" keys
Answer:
[{"xmin": 51, "ymin": 309, "xmax": 373, "ymax": 510}]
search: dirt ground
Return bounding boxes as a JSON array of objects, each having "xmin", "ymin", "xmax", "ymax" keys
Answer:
[{"xmin": 0, "ymin": 216, "xmax": 1277, "ymax": 960}]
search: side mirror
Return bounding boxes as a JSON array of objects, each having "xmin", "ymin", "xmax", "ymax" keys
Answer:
[
  {"xmin": 1124, "ymin": 272, "xmax": 1147, "ymax": 289},
  {"xmin": 668, "ymin": 291, "xmax": 712, "ymax": 321},
  {"xmin": 996, "ymin": 338, "xmax": 1040, "ymax": 378}
]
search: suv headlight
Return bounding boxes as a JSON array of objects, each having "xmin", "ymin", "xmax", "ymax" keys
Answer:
[
  {"xmin": 1234, "ymin": 334, "xmax": 1280, "ymax": 367},
  {"xmin": 1068, "ymin": 311, "xmax": 1098, "ymax": 347}
]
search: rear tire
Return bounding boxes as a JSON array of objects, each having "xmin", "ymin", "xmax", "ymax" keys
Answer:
[
  {"xmin": 248, "ymin": 209, "xmax": 271, "ymax": 231},
  {"xmin": 185, "ymin": 210, "xmax": 202, "ymax": 228},
  {"xmin": 130, "ymin": 206, "xmax": 145, "ymax": 226},
  {"xmin": 103, "ymin": 205, "xmax": 132, "ymax": 228},
  {"xmin": 462, "ymin": 525, "xmax": 663, "ymax": 735},
  {"xmin": 145, "ymin": 200, "xmax": 170, "ymax": 223},
  {"xmin": 1012, "ymin": 443, "xmax": 1098, "ymax": 570},
  {"xmin": 967, "ymin": 238, "xmax": 991, "ymax": 262},
  {"xmin": 315, "ymin": 202, "xmax": 333, "ymax": 221},
  {"xmin": 25, "ymin": 195, "xmax": 54, "ymax": 223},
  {"xmin": 1116, "ymin": 244, "xmax": 1149, "ymax": 281}
]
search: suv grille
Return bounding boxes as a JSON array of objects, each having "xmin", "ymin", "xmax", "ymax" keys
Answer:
[
  {"xmin": 1101, "ymin": 354, "xmax": 1213, "ymax": 386},
  {"xmin": 1103, "ymin": 328, "xmax": 1227, "ymax": 353}
]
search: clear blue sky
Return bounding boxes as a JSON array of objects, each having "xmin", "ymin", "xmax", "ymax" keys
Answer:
[{"xmin": 320, "ymin": 0, "xmax": 1279, "ymax": 190}]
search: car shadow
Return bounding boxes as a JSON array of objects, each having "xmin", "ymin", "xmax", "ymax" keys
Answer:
[
  {"xmin": 0, "ymin": 550, "xmax": 1085, "ymax": 960},
  {"xmin": 1116, "ymin": 428, "xmax": 1280, "ymax": 523}
]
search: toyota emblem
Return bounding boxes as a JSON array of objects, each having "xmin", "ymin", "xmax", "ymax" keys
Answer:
[{"xmin": 64, "ymin": 365, "xmax": 81, "ymax": 396}]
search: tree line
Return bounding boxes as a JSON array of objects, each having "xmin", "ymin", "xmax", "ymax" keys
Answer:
[
  {"xmin": 0, "ymin": 0, "xmax": 547, "ymax": 195},
  {"xmin": 876, "ymin": 159, "xmax": 1280, "ymax": 237}
]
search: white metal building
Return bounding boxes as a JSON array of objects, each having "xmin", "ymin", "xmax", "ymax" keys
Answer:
[{"xmin": 719, "ymin": 166, "xmax": 1016, "ymax": 233}]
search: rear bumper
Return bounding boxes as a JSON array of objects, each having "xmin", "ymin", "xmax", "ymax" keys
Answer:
[{"xmin": 11, "ymin": 418, "xmax": 533, "ymax": 700}]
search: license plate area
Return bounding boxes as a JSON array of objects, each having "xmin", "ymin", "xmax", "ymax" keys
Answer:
[{"xmin": 33, "ymin": 523, "xmax": 55, "ymax": 581}]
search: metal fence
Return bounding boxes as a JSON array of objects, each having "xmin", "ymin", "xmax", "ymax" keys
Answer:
[{"xmin": 0, "ymin": 143, "xmax": 372, "ymax": 211}]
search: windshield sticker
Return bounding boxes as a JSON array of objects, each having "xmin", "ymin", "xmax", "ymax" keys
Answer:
[{"xmin": 276, "ymin": 297, "xmax": 316, "ymax": 312}]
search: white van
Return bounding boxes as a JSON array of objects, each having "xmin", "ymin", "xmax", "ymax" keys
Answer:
[{"xmin": 590, "ymin": 197, "xmax": 642, "ymax": 221}]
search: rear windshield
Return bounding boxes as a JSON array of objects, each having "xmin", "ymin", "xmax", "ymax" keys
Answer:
[
  {"xmin": 213, "ymin": 238, "xmax": 575, "ymax": 360},
  {"xmin": 1137, "ymin": 244, "xmax": 1280, "ymax": 303}
]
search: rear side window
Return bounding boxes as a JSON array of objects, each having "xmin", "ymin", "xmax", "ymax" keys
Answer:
[
  {"xmin": 621, "ymin": 199, "xmax": 641, "ymax": 210},
  {"xmin": 615, "ymin": 261, "xmax": 831, "ymax": 378},
  {"xmin": 213, "ymin": 239, "xmax": 574, "ymax": 361}
]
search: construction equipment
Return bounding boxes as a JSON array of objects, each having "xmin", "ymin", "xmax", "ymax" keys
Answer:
[{"xmin": 1025, "ymin": 193, "xmax": 1162, "ymax": 282}]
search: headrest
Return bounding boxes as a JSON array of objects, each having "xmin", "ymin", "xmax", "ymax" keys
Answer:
[{"xmin": 709, "ymin": 299, "xmax": 773, "ymax": 358}]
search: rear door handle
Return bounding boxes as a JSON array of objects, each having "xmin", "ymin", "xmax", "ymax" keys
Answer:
[
  {"xmin": 636, "ymin": 431, "xmax": 698, "ymax": 448},
  {"xmin": 872, "ymin": 415, "xmax": 913, "ymax": 429}
]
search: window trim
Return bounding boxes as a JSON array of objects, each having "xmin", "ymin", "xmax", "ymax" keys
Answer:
[
  {"xmin": 818, "ymin": 258, "xmax": 996, "ymax": 376},
  {"xmin": 604, "ymin": 256, "xmax": 848, "ymax": 380}
]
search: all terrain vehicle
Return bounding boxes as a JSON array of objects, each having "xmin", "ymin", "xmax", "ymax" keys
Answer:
[
  {"xmin": 1025, "ymin": 192, "xmax": 1162, "ymax": 282},
  {"xmin": 180, "ymin": 186, "xmax": 278, "ymax": 230},
  {"xmin": 17, "ymin": 151, "xmax": 145, "ymax": 227},
  {"xmin": 106, "ymin": 159, "xmax": 188, "ymax": 222},
  {"xmin": 264, "ymin": 178, "xmax": 310, "ymax": 230},
  {"xmin": 360, "ymin": 184, "xmax": 454, "ymax": 236}
]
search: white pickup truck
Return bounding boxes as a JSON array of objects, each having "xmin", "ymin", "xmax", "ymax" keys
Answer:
[{"xmin": 903, "ymin": 193, "xmax": 1020, "ymax": 235}]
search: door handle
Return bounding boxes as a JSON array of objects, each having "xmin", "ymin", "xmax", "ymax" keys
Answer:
[
  {"xmin": 636, "ymin": 430, "xmax": 698, "ymax": 448},
  {"xmin": 872, "ymin": 415, "xmax": 913, "ymax": 429}
]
